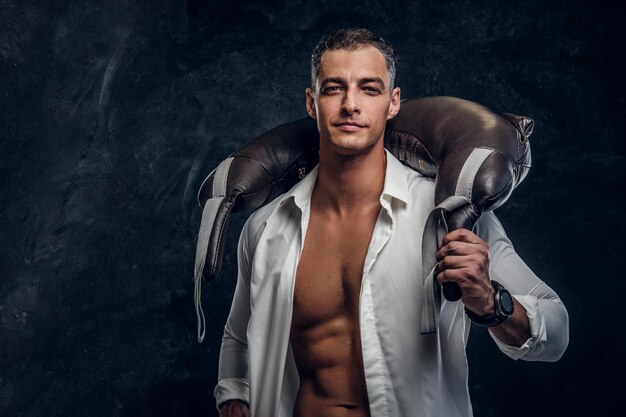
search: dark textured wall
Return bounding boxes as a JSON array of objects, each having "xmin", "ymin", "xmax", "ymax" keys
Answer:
[{"xmin": 1, "ymin": 1, "xmax": 624, "ymax": 416}]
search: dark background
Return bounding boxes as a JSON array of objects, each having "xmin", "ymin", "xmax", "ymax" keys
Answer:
[{"xmin": 1, "ymin": 0, "xmax": 624, "ymax": 416}]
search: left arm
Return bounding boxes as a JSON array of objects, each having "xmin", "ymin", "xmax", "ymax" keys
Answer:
[{"xmin": 436, "ymin": 212, "xmax": 569, "ymax": 361}]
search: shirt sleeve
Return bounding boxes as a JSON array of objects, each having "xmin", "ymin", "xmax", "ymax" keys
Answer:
[
  {"xmin": 213, "ymin": 218, "xmax": 255, "ymax": 409},
  {"xmin": 473, "ymin": 212, "xmax": 570, "ymax": 362}
]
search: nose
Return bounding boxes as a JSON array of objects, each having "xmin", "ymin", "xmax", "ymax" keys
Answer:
[{"xmin": 341, "ymin": 88, "xmax": 360, "ymax": 115}]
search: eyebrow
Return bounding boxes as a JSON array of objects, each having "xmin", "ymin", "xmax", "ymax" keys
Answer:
[
  {"xmin": 359, "ymin": 77, "xmax": 386, "ymax": 89},
  {"xmin": 320, "ymin": 76, "xmax": 386, "ymax": 89}
]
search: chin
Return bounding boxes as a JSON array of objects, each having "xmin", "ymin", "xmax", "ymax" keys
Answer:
[{"xmin": 328, "ymin": 136, "xmax": 379, "ymax": 156}]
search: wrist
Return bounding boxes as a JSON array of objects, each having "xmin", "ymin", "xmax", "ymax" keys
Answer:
[
  {"xmin": 479, "ymin": 285, "xmax": 496, "ymax": 316},
  {"xmin": 465, "ymin": 284, "xmax": 495, "ymax": 317},
  {"xmin": 465, "ymin": 280, "xmax": 514, "ymax": 327},
  {"xmin": 219, "ymin": 399, "xmax": 248, "ymax": 410}
]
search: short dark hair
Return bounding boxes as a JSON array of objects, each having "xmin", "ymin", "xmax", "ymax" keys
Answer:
[{"xmin": 310, "ymin": 28, "xmax": 397, "ymax": 91}]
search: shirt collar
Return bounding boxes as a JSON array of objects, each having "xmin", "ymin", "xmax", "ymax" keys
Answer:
[
  {"xmin": 278, "ymin": 163, "xmax": 319, "ymax": 210},
  {"xmin": 381, "ymin": 148, "xmax": 410, "ymax": 205},
  {"xmin": 279, "ymin": 148, "xmax": 410, "ymax": 211}
]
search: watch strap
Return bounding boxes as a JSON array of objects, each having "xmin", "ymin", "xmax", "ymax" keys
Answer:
[{"xmin": 464, "ymin": 280, "xmax": 513, "ymax": 327}]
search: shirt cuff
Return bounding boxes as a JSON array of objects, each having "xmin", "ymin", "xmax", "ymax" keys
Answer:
[
  {"xmin": 213, "ymin": 378, "xmax": 250, "ymax": 410},
  {"xmin": 488, "ymin": 294, "xmax": 547, "ymax": 360}
]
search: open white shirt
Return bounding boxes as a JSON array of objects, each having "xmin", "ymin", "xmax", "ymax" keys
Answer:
[{"xmin": 214, "ymin": 150, "xmax": 569, "ymax": 417}]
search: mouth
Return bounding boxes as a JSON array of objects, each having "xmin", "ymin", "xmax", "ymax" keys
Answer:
[{"xmin": 334, "ymin": 121, "xmax": 366, "ymax": 132}]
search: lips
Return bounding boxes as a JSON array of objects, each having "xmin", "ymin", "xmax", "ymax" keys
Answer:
[{"xmin": 334, "ymin": 121, "xmax": 366, "ymax": 132}]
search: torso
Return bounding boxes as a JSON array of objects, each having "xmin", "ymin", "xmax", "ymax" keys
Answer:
[{"xmin": 289, "ymin": 200, "xmax": 381, "ymax": 417}]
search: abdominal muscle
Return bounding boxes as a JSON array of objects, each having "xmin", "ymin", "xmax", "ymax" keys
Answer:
[{"xmin": 290, "ymin": 313, "xmax": 371, "ymax": 417}]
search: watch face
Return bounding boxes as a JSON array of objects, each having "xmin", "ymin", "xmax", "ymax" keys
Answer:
[{"xmin": 499, "ymin": 290, "xmax": 515, "ymax": 316}]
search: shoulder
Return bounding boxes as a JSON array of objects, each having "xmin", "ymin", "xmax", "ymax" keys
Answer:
[
  {"xmin": 384, "ymin": 150, "xmax": 436, "ymax": 209},
  {"xmin": 244, "ymin": 163, "xmax": 318, "ymax": 237},
  {"xmin": 405, "ymin": 167, "xmax": 435, "ymax": 190},
  {"xmin": 240, "ymin": 192, "xmax": 290, "ymax": 247},
  {"xmin": 402, "ymin": 163, "xmax": 436, "ymax": 208}
]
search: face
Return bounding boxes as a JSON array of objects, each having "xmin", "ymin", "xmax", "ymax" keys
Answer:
[{"xmin": 306, "ymin": 46, "xmax": 401, "ymax": 156}]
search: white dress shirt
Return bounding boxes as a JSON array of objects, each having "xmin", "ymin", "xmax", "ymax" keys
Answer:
[{"xmin": 214, "ymin": 150, "xmax": 569, "ymax": 417}]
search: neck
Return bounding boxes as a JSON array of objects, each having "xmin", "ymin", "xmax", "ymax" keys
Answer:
[{"xmin": 313, "ymin": 143, "xmax": 387, "ymax": 216}]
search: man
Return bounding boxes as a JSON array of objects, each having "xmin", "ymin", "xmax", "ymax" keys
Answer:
[{"xmin": 214, "ymin": 28, "xmax": 569, "ymax": 417}]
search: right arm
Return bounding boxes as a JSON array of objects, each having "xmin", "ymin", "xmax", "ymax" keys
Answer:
[{"xmin": 214, "ymin": 220, "xmax": 255, "ymax": 415}]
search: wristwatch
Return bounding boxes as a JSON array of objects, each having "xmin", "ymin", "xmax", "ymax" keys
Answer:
[{"xmin": 464, "ymin": 280, "xmax": 515, "ymax": 327}]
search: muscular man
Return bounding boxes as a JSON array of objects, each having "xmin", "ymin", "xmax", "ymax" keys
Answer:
[{"xmin": 215, "ymin": 28, "xmax": 569, "ymax": 417}]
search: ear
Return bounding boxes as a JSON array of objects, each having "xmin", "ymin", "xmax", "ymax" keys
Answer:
[
  {"xmin": 305, "ymin": 87, "xmax": 317, "ymax": 119},
  {"xmin": 386, "ymin": 87, "xmax": 401, "ymax": 120}
]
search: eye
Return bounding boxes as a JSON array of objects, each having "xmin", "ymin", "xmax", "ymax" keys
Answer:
[
  {"xmin": 363, "ymin": 86, "xmax": 382, "ymax": 95},
  {"xmin": 322, "ymin": 86, "xmax": 343, "ymax": 94}
]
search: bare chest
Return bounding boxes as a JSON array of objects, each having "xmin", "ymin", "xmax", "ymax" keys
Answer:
[{"xmin": 291, "ymin": 208, "xmax": 380, "ymax": 331}]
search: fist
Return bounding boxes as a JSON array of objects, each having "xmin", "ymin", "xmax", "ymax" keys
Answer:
[{"xmin": 435, "ymin": 228, "xmax": 494, "ymax": 316}]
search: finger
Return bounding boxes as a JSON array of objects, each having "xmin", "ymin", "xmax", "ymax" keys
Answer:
[
  {"xmin": 436, "ymin": 240, "xmax": 481, "ymax": 260},
  {"xmin": 436, "ymin": 268, "xmax": 464, "ymax": 285},
  {"xmin": 436, "ymin": 255, "xmax": 476, "ymax": 271},
  {"xmin": 437, "ymin": 241, "xmax": 490, "ymax": 262},
  {"xmin": 436, "ymin": 265, "xmax": 488, "ymax": 287},
  {"xmin": 440, "ymin": 228, "xmax": 483, "ymax": 247},
  {"xmin": 436, "ymin": 254, "xmax": 489, "ymax": 275}
]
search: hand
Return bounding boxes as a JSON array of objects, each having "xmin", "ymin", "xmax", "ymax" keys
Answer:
[
  {"xmin": 435, "ymin": 228, "xmax": 494, "ymax": 316},
  {"xmin": 218, "ymin": 400, "xmax": 250, "ymax": 417}
]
